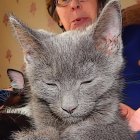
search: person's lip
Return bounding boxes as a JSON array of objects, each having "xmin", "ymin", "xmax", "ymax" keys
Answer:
[
  {"xmin": 71, "ymin": 17, "xmax": 91, "ymax": 29},
  {"xmin": 72, "ymin": 17, "xmax": 89, "ymax": 23}
]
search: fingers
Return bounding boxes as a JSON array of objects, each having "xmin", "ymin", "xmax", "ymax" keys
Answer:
[
  {"xmin": 129, "ymin": 108, "xmax": 140, "ymax": 131},
  {"xmin": 120, "ymin": 103, "xmax": 135, "ymax": 121}
]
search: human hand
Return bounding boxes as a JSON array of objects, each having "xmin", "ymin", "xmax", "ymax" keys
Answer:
[
  {"xmin": 120, "ymin": 103, "xmax": 135, "ymax": 121},
  {"xmin": 129, "ymin": 108, "xmax": 140, "ymax": 131},
  {"xmin": 120, "ymin": 103, "xmax": 140, "ymax": 131}
]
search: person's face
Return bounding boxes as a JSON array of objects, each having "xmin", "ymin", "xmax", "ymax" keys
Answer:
[{"xmin": 56, "ymin": 0, "xmax": 98, "ymax": 30}]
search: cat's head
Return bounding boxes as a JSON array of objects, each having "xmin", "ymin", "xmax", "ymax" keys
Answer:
[{"xmin": 9, "ymin": 0, "xmax": 122, "ymax": 123}]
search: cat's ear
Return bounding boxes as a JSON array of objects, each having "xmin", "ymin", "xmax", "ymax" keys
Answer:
[
  {"xmin": 8, "ymin": 15, "xmax": 52, "ymax": 63},
  {"xmin": 7, "ymin": 69, "xmax": 24, "ymax": 89},
  {"xmin": 9, "ymin": 15, "xmax": 41, "ymax": 52},
  {"xmin": 93, "ymin": 0, "xmax": 122, "ymax": 55}
]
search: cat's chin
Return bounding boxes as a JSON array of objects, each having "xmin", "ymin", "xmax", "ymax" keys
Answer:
[
  {"xmin": 58, "ymin": 107, "xmax": 94, "ymax": 124},
  {"xmin": 62, "ymin": 115, "xmax": 84, "ymax": 124}
]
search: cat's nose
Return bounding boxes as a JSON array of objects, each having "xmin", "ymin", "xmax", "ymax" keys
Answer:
[
  {"xmin": 62, "ymin": 106, "xmax": 77, "ymax": 114},
  {"xmin": 61, "ymin": 93, "xmax": 78, "ymax": 114}
]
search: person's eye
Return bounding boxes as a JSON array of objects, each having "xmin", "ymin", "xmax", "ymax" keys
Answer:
[{"xmin": 81, "ymin": 80, "xmax": 93, "ymax": 85}]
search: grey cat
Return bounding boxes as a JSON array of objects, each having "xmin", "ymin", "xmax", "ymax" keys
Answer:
[{"xmin": 9, "ymin": 0, "xmax": 135, "ymax": 139}]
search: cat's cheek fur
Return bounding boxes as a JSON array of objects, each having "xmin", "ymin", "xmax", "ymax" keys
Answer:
[{"xmin": 29, "ymin": 82, "xmax": 59, "ymax": 104}]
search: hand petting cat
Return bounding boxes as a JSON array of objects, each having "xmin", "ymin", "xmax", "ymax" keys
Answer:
[{"xmin": 120, "ymin": 103, "xmax": 140, "ymax": 131}]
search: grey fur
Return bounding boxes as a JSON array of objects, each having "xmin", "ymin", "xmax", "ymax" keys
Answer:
[{"xmin": 9, "ymin": 0, "xmax": 135, "ymax": 139}]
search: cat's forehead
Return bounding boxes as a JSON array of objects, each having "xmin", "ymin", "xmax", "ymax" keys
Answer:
[
  {"xmin": 35, "ymin": 30, "xmax": 96, "ymax": 79},
  {"xmin": 58, "ymin": 29, "xmax": 91, "ymax": 41},
  {"xmin": 49, "ymin": 29, "xmax": 92, "ymax": 52},
  {"xmin": 38, "ymin": 28, "xmax": 97, "ymax": 68}
]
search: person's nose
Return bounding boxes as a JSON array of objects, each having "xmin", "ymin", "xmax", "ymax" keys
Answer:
[{"xmin": 70, "ymin": 0, "xmax": 81, "ymax": 10}]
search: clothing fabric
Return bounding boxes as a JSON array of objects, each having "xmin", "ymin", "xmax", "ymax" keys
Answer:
[
  {"xmin": 122, "ymin": 25, "xmax": 140, "ymax": 110},
  {"xmin": 0, "ymin": 90, "xmax": 11, "ymax": 105}
]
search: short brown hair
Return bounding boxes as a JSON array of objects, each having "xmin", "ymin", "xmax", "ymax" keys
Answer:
[{"xmin": 47, "ymin": 0, "xmax": 108, "ymax": 29}]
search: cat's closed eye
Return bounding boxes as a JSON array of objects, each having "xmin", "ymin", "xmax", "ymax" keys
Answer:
[
  {"xmin": 46, "ymin": 83, "xmax": 57, "ymax": 86},
  {"xmin": 45, "ymin": 82, "xmax": 58, "ymax": 91},
  {"xmin": 81, "ymin": 80, "xmax": 93, "ymax": 85}
]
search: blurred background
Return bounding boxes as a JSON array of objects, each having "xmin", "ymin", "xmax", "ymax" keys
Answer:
[{"xmin": 0, "ymin": 0, "xmax": 139, "ymax": 88}]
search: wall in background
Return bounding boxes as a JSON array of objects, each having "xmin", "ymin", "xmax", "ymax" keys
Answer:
[
  {"xmin": 0, "ymin": 0, "xmax": 61, "ymax": 88},
  {"xmin": 0, "ymin": 0, "xmax": 137, "ymax": 88},
  {"xmin": 121, "ymin": 0, "xmax": 136, "ymax": 9}
]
